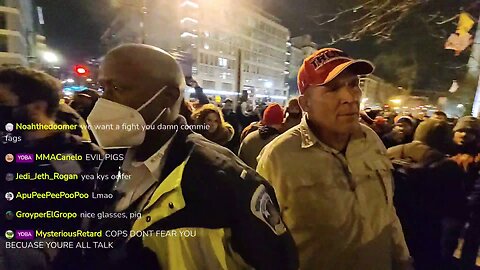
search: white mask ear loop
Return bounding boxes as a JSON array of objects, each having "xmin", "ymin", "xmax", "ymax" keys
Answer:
[
  {"xmin": 137, "ymin": 85, "xmax": 168, "ymax": 112},
  {"xmin": 149, "ymin": 107, "xmax": 168, "ymax": 126}
]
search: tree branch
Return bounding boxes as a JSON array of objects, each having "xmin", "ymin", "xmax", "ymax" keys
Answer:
[
  {"xmin": 312, "ymin": 0, "xmax": 431, "ymax": 45},
  {"xmin": 435, "ymin": 14, "xmax": 459, "ymax": 25}
]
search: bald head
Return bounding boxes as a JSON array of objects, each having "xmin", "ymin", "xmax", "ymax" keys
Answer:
[
  {"xmin": 99, "ymin": 44, "xmax": 186, "ymax": 125},
  {"xmin": 105, "ymin": 44, "xmax": 185, "ymax": 89}
]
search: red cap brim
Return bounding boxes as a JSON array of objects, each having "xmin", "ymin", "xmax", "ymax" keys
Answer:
[{"xmin": 320, "ymin": 60, "xmax": 374, "ymax": 86}]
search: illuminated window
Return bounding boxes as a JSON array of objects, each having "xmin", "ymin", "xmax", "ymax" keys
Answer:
[{"xmin": 218, "ymin": 57, "xmax": 227, "ymax": 68}]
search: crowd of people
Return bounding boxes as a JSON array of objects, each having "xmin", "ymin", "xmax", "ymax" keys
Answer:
[{"xmin": 0, "ymin": 44, "xmax": 479, "ymax": 270}]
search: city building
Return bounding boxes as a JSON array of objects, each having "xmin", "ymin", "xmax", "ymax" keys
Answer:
[
  {"xmin": 360, "ymin": 75, "xmax": 403, "ymax": 108},
  {"xmin": 290, "ymin": 34, "xmax": 318, "ymax": 59},
  {"xmin": 285, "ymin": 34, "xmax": 318, "ymax": 97},
  {"xmin": 101, "ymin": 0, "xmax": 291, "ymax": 103},
  {"xmin": 35, "ymin": 33, "xmax": 46, "ymax": 52},
  {"xmin": 0, "ymin": 0, "xmax": 37, "ymax": 66}
]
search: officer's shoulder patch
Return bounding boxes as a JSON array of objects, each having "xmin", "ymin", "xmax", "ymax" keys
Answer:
[
  {"xmin": 250, "ymin": 184, "xmax": 286, "ymax": 236},
  {"xmin": 240, "ymin": 169, "xmax": 248, "ymax": 180}
]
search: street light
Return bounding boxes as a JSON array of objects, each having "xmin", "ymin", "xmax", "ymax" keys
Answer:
[
  {"xmin": 390, "ymin": 99, "xmax": 402, "ymax": 104},
  {"xmin": 42, "ymin": 51, "xmax": 58, "ymax": 63}
]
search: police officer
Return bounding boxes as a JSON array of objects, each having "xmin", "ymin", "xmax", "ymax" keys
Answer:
[{"xmin": 85, "ymin": 44, "xmax": 298, "ymax": 270}]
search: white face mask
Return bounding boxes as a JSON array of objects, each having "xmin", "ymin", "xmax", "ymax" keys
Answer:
[{"xmin": 87, "ymin": 86, "xmax": 168, "ymax": 149}]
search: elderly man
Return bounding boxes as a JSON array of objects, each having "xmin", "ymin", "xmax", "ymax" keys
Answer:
[
  {"xmin": 85, "ymin": 44, "xmax": 297, "ymax": 270},
  {"xmin": 257, "ymin": 48, "xmax": 411, "ymax": 270}
]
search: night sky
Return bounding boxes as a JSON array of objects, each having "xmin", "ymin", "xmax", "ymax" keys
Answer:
[
  {"xmin": 35, "ymin": 0, "xmax": 114, "ymax": 62},
  {"xmin": 35, "ymin": 0, "xmax": 326, "ymax": 62},
  {"xmin": 264, "ymin": 0, "xmax": 335, "ymax": 38}
]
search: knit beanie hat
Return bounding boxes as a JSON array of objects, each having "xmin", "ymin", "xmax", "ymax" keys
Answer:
[{"xmin": 262, "ymin": 103, "xmax": 284, "ymax": 126}]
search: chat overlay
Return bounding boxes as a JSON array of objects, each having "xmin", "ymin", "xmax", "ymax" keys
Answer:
[{"xmin": 1, "ymin": 120, "xmax": 206, "ymax": 256}]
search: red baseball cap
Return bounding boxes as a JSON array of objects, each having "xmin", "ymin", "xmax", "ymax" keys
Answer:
[
  {"xmin": 297, "ymin": 48, "xmax": 374, "ymax": 94},
  {"xmin": 263, "ymin": 103, "xmax": 284, "ymax": 126}
]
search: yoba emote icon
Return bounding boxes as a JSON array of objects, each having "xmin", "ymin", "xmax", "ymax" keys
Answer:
[
  {"xmin": 5, "ymin": 154, "xmax": 14, "ymax": 163},
  {"xmin": 5, "ymin": 230, "xmax": 14, "ymax": 240}
]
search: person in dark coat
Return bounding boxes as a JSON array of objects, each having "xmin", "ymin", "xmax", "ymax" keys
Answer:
[
  {"xmin": 238, "ymin": 103, "xmax": 283, "ymax": 168},
  {"xmin": 450, "ymin": 116, "xmax": 480, "ymax": 194},
  {"xmin": 237, "ymin": 100, "xmax": 260, "ymax": 132},
  {"xmin": 382, "ymin": 116, "xmax": 416, "ymax": 148},
  {"xmin": 282, "ymin": 97, "xmax": 302, "ymax": 132},
  {"xmin": 459, "ymin": 176, "xmax": 480, "ymax": 270},
  {"xmin": 387, "ymin": 119, "xmax": 467, "ymax": 270},
  {"xmin": 240, "ymin": 105, "xmax": 268, "ymax": 143},
  {"xmin": 222, "ymin": 98, "xmax": 241, "ymax": 152}
]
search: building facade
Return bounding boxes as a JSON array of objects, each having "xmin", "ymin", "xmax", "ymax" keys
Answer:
[
  {"xmin": 102, "ymin": 0, "xmax": 290, "ymax": 103},
  {"xmin": 290, "ymin": 34, "xmax": 317, "ymax": 59},
  {"xmin": 285, "ymin": 34, "xmax": 318, "ymax": 97},
  {"xmin": 360, "ymin": 75, "xmax": 403, "ymax": 108},
  {"xmin": 0, "ymin": 0, "xmax": 37, "ymax": 66}
]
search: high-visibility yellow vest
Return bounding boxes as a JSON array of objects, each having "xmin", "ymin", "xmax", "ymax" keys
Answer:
[{"xmin": 131, "ymin": 159, "xmax": 250, "ymax": 270}]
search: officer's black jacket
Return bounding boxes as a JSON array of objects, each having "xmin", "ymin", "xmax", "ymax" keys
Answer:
[{"xmin": 88, "ymin": 116, "xmax": 299, "ymax": 270}]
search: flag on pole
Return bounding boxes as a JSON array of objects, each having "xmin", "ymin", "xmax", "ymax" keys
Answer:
[
  {"xmin": 445, "ymin": 12, "xmax": 475, "ymax": 55},
  {"xmin": 457, "ymin": 12, "xmax": 475, "ymax": 36},
  {"xmin": 445, "ymin": 33, "xmax": 473, "ymax": 56}
]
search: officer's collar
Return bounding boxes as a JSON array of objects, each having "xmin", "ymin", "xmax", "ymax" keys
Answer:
[
  {"xmin": 299, "ymin": 115, "xmax": 365, "ymax": 153},
  {"xmin": 159, "ymin": 116, "xmax": 195, "ymax": 180}
]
